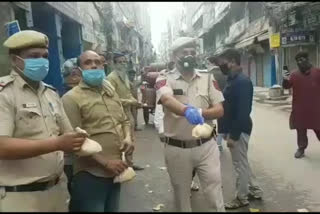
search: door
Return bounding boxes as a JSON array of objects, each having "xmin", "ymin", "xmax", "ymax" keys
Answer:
[
  {"xmin": 249, "ymin": 57, "xmax": 257, "ymax": 86},
  {"xmin": 256, "ymin": 54, "xmax": 264, "ymax": 87},
  {"xmin": 263, "ymin": 51, "xmax": 272, "ymax": 87}
]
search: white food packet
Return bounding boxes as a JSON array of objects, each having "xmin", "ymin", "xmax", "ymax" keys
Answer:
[
  {"xmin": 192, "ymin": 123, "xmax": 213, "ymax": 139},
  {"xmin": 74, "ymin": 127, "xmax": 102, "ymax": 157},
  {"xmin": 113, "ymin": 152, "xmax": 136, "ymax": 183}
]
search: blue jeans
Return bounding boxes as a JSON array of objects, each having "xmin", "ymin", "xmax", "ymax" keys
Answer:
[
  {"xmin": 64, "ymin": 164, "xmax": 73, "ymax": 193},
  {"xmin": 70, "ymin": 171, "xmax": 121, "ymax": 212},
  {"xmin": 217, "ymin": 134, "xmax": 225, "ymax": 147}
]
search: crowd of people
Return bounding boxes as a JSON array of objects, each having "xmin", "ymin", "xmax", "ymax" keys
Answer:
[{"xmin": 0, "ymin": 30, "xmax": 319, "ymax": 212}]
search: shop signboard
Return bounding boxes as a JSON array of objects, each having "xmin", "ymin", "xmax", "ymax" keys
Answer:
[
  {"xmin": 5, "ymin": 20, "xmax": 20, "ymax": 37},
  {"xmin": 281, "ymin": 31, "xmax": 316, "ymax": 47},
  {"xmin": 270, "ymin": 33, "xmax": 280, "ymax": 48}
]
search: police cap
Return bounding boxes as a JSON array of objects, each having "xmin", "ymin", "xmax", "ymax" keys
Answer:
[
  {"xmin": 3, "ymin": 30, "xmax": 49, "ymax": 50},
  {"xmin": 170, "ymin": 37, "xmax": 197, "ymax": 54},
  {"xmin": 113, "ymin": 52, "xmax": 126, "ymax": 61}
]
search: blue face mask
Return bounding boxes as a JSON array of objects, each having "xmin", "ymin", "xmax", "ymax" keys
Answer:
[
  {"xmin": 82, "ymin": 69, "xmax": 106, "ymax": 87},
  {"xmin": 17, "ymin": 57, "xmax": 50, "ymax": 81}
]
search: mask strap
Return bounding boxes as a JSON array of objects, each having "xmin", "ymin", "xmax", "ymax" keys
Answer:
[
  {"xmin": 13, "ymin": 55, "xmax": 25, "ymax": 74},
  {"xmin": 15, "ymin": 55, "xmax": 24, "ymax": 62}
]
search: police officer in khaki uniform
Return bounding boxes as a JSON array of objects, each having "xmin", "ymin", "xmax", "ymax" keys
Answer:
[
  {"xmin": 107, "ymin": 53, "xmax": 144, "ymax": 170},
  {"xmin": 0, "ymin": 30, "xmax": 87, "ymax": 212},
  {"xmin": 128, "ymin": 68, "xmax": 143, "ymax": 131},
  {"xmin": 62, "ymin": 50, "xmax": 132, "ymax": 212},
  {"xmin": 155, "ymin": 37, "xmax": 226, "ymax": 212}
]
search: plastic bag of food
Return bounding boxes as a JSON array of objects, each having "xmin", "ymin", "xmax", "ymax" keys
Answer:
[
  {"xmin": 192, "ymin": 123, "xmax": 213, "ymax": 139},
  {"xmin": 114, "ymin": 152, "xmax": 136, "ymax": 183},
  {"xmin": 74, "ymin": 127, "xmax": 102, "ymax": 157}
]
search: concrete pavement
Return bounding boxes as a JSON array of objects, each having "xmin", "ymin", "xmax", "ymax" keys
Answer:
[{"xmin": 118, "ymin": 101, "xmax": 320, "ymax": 212}]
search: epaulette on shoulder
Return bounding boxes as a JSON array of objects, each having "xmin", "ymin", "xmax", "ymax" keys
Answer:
[
  {"xmin": 43, "ymin": 83, "xmax": 57, "ymax": 91},
  {"xmin": 196, "ymin": 69, "xmax": 208, "ymax": 73},
  {"xmin": 0, "ymin": 75, "xmax": 15, "ymax": 91}
]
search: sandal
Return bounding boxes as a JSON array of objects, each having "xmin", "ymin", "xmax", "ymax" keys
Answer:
[{"xmin": 225, "ymin": 198, "xmax": 249, "ymax": 209}]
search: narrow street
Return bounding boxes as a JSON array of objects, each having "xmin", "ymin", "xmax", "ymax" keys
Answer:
[{"xmin": 119, "ymin": 101, "xmax": 320, "ymax": 212}]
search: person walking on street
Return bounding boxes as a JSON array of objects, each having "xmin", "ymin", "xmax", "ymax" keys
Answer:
[
  {"xmin": 107, "ymin": 52, "xmax": 144, "ymax": 171},
  {"xmin": 156, "ymin": 37, "xmax": 225, "ymax": 212},
  {"xmin": 61, "ymin": 57, "xmax": 82, "ymax": 193},
  {"xmin": 62, "ymin": 50, "xmax": 133, "ymax": 212},
  {"xmin": 282, "ymin": 51, "xmax": 320, "ymax": 158},
  {"xmin": 0, "ymin": 30, "xmax": 87, "ymax": 212},
  {"xmin": 215, "ymin": 48, "xmax": 263, "ymax": 209}
]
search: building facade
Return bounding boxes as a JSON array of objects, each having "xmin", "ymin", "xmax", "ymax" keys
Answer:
[{"xmin": 0, "ymin": 2, "xmax": 153, "ymax": 91}]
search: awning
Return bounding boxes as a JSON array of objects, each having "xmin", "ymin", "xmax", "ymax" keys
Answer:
[
  {"xmin": 234, "ymin": 30, "xmax": 268, "ymax": 49},
  {"xmin": 235, "ymin": 36, "xmax": 256, "ymax": 49},
  {"xmin": 257, "ymin": 32, "xmax": 269, "ymax": 42}
]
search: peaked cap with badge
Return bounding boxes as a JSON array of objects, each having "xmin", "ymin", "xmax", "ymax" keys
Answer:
[{"xmin": 3, "ymin": 30, "xmax": 49, "ymax": 50}]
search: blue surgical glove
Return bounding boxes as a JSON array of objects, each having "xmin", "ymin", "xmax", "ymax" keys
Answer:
[{"xmin": 184, "ymin": 106, "xmax": 204, "ymax": 125}]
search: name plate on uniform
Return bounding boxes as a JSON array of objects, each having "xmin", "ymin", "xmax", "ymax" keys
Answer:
[
  {"xmin": 173, "ymin": 89, "xmax": 183, "ymax": 95},
  {"xmin": 23, "ymin": 103, "xmax": 37, "ymax": 108}
]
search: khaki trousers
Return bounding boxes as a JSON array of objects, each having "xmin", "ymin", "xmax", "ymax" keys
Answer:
[
  {"xmin": 164, "ymin": 139, "xmax": 225, "ymax": 212},
  {"xmin": 125, "ymin": 108, "xmax": 136, "ymax": 166},
  {"xmin": 0, "ymin": 173, "xmax": 69, "ymax": 212}
]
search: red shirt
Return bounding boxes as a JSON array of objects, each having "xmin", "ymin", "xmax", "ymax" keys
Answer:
[{"xmin": 283, "ymin": 67, "xmax": 320, "ymax": 129}]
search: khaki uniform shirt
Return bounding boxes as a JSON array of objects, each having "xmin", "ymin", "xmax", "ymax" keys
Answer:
[
  {"xmin": 0, "ymin": 70, "xmax": 73, "ymax": 186},
  {"xmin": 156, "ymin": 68, "xmax": 224, "ymax": 141},
  {"xmin": 62, "ymin": 80, "xmax": 131, "ymax": 178},
  {"xmin": 107, "ymin": 71, "xmax": 136, "ymax": 142},
  {"xmin": 107, "ymin": 71, "xmax": 136, "ymax": 117},
  {"xmin": 130, "ymin": 81, "xmax": 138, "ymax": 99}
]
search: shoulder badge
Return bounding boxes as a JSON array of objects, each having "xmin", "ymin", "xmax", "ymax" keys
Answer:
[
  {"xmin": 196, "ymin": 69, "xmax": 208, "ymax": 73},
  {"xmin": 43, "ymin": 83, "xmax": 57, "ymax": 91},
  {"xmin": 0, "ymin": 75, "xmax": 15, "ymax": 91}
]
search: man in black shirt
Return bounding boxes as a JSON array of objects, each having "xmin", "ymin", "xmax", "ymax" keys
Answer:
[{"xmin": 216, "ymin": 49, "xmax": 263, "ymax": 209}]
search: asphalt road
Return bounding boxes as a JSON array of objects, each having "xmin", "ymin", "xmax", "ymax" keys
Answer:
[{"xmin": 118, "ymin": 101, "xmax": 320, "ymax": 212}]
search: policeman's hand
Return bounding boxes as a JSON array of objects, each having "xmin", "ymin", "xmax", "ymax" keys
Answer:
[
  {"xmin": 129, "ymin": 99, "xmax": 139, "ymax": 106},
  {"xmin": 104, "ymin": 160, "xmax": 128, "ymax": 176},
  {"xmin": 184, "ymin": 105, "xmax": 205, "ymax": 125},
  {"xmin": 282, "ymin": 70, "xmax": 291, "ymax": 80},
  {"xmin": 136, "ymin": 102, "xmax": 144, "ymax": 108},
  {"xmin": 120, "ymin": 137, "xmax": 135, "ymax": 156},
  {"xmin": 227, "ymin": 137, "xmax": 236, "ymax": 148},
  {"xmin": 55, "ymin": 132, "xmax": 87, "ymax": 153}
]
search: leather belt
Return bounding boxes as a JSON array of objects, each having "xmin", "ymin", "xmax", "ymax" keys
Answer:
[
  {"xmin": 165, "ymin": 137, "xmax": 212, "ymax": 149},
  {"xmin": 1, "ymin": 177, "xmax": 60, "ymax": 192}
]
